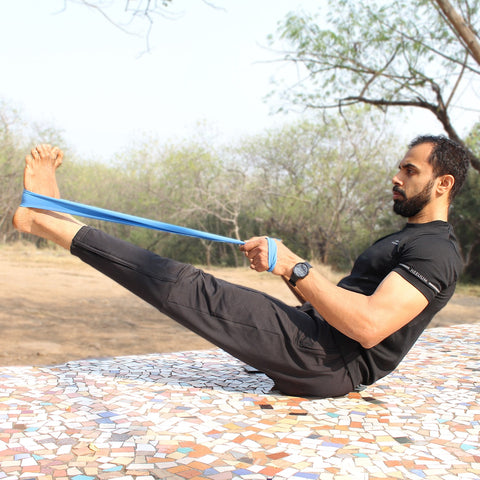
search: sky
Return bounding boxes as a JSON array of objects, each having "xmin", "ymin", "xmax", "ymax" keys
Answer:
[{"xmin": 1, "ymin": 0, "xmax": 478, "ymax": 161}]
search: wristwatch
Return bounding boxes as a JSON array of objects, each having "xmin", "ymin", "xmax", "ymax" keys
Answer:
[{"xmin": 288, "ymin": 261, "xmax": 313, "ymax": 287}]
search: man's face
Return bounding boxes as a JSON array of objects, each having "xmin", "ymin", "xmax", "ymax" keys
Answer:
[
  {"xmin": 392, "ymin": 143, "xmax": 436, "ymax": 219},
  {"xmin": 393, "ymin": 178, "xmax": 435, "ymax": 217}
]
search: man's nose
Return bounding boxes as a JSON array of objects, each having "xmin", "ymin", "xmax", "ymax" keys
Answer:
[{"xmin": 392, "ymin": 173, "xmax": 402, "ymax": 186}]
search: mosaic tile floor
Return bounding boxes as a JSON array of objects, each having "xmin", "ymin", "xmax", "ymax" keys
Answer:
[{"xmin": 0, "ymin": 324, "xmax": 479, "ymax": 480}]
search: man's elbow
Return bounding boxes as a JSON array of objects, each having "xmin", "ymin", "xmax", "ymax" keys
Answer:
[
  {"xmin": 359, "ymin": 335, "xmax": 381, "ymax": 350},
  {"xmin": 355, "ymin": 319, "xmax": 384, "ymax": 349},
  {"xmin": 353, "ymin": 301, "xmax": 396, "ymax": 349}
]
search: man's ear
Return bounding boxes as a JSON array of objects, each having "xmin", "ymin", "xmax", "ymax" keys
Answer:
[{"xmin": 436, "ymin": 174, "xmax": 455, "ymax": 196}]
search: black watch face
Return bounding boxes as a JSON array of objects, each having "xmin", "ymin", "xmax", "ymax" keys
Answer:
[{"xmin": 295, "ymin": 263, "xmax": 309, "ymax": 278}]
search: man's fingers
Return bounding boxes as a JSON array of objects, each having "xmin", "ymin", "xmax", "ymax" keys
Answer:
[
  {"xmin": 240, "ymin": 236, "xmax": 266, "ymax": 252},
  {"xmin": 243, "ymin": 245, "xmax": 266, "ymax": 262}
]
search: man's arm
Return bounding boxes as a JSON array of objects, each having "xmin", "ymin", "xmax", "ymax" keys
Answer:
[
  {"xmin": 240, "ymin": 237, "xmax": 428, "ymax": 349},
  {"xmin": 294, "ymin": 269, "xmax": 428, "ymax": 348},
  {"xmin": 281, "ymin": 275, "xmax": 308, "ymax": 304}
]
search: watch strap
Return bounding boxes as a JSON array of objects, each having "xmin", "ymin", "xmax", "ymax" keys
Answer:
[{"xmin": 288, "ymin": 261, "xmax": 312, "ymax": 287}]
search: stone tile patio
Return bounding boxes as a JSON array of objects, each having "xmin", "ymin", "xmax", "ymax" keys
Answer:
[{"xmin": 0, "ymin": 324, "xmax": 479, "ymax": 479}]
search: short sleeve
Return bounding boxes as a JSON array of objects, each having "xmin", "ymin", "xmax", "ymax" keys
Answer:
[{"xmin": 393, "ymin": 235, "xmax": 461, "ymax": 303}]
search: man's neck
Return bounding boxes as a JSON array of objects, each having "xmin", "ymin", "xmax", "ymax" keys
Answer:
[{"xmin": 408, "ymin": 205, "xmax": 449, "ymax": 224}]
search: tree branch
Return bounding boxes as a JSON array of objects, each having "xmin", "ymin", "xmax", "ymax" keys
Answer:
[
  {"xmin": 433, "ymin": 0, "xmax": 480, "ymax": 66},
  {"xmin": 445, "ymin": 51, "xmax": 468, "ymax": 108},
  {"xmin": 367, "ymin": 5, "xmax": 480, "ymax": 75}
]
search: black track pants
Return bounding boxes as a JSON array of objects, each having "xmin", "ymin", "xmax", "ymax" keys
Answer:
[{"xmin": 70, "ymin": 226, "xmax": 355, "ymax": 397}]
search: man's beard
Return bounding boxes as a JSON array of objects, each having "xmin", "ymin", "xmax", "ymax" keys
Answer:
[{"xmin": 393, "ymin": 179, "xmax": 434, "ymax": 218}]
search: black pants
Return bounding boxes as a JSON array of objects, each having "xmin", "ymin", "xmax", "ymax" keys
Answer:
[{"xmin": 70, "ymin": 226, "xmax": 355, "ymax": 397}]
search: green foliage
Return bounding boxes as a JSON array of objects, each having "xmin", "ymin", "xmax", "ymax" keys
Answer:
[
  {"xmin": 279, "ymin": 0, "xmax": 478, "ymax": 98},
  {"xmin": 0, "ymin": 104, "xmax": 24, "ymax": 241},
  {"xmin": 3, "ymin": 98, "xmax": 475, "ymax": 277},
  {"xmin": 272, "ymin": 0, "xmax": 480, "ymax": 148},
  {"xmin": 450, "ymin": 123, "xmax": 480, "ymax": 281},
  {"xmin": 233, "ymin": 107, "xmax": 399, "ymax": 268}
]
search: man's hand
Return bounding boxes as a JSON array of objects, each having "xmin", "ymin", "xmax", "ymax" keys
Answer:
[{"xmin": 240, "ymin": 237, "xmax": 303, "ymax": 277}]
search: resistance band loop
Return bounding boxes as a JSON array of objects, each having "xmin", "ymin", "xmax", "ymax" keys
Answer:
[
  {"xmin": 20, "ymin": 189, "xmax": 278, "ymax": 271},
  {"xmin": 266, "ymin": 237, "xmax": 277, "ymax": 273}
]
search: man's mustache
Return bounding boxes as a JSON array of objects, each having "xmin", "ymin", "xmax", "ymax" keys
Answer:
[{"xmin": 393, "ymin": 185, "xmax": 406, "ymax": 198}]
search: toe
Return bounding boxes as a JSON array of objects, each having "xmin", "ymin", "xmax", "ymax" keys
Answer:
[
  {"xmin": 36, "ymin": 144, "xmax": 51, "ymax": 158},
  {"xmin": 31, "ymin": 147, "xmax": 40, "ymax": 160},
  {"xmin": 52, "ymin": 147, "xmax": 64, "ymax": 167},
  {"xmin": 25, "ymin": 153, "xmax": 34, "ymax": 166}
]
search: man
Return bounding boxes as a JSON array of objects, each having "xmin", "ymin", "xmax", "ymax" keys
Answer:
[{"xmin": 13, "ymin": 136, "xmax": 470, "ymax": 397}]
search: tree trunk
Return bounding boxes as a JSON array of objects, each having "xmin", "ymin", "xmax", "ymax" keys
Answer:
[{"xmin": 434, "ymin": 0, "xmax": 480, "ymax": 66}]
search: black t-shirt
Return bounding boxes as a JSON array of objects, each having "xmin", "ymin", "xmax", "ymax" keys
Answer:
[{"xmin": 331, "ymin": 221, "xmax": 463, "ymax": 386}]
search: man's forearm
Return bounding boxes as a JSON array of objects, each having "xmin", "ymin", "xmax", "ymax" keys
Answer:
[{"xmin": 281, "ymin": 275, "xmax": 308, "ymax": 304}]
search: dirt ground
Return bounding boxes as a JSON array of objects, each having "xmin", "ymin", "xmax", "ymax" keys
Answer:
[{"xmin": 1, "ymin": 244, "xmax": 479, "ymax": 367}]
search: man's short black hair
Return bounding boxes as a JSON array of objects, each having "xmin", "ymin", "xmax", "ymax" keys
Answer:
[{"xmin": 409, "ymin": 135, "xmax": 471, "ymax": 201}]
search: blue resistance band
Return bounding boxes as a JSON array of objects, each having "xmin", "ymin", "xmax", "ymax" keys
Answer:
[
  {"xmin": 20, "ymin": 189, "xmax": 278, "ymax": 271},
  {"xmin": 266, "ymin": 236, "xmax": 277, "ymax": 273}
]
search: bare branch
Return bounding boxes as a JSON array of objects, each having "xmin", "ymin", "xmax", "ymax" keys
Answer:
[
  {"xmin": 445, "ymin": 52, "xmax": 469, "ymax": 108},
  {"xmin": 61, "ymin": 0, "xmax": 135, "ymax": 35},
  {"xmin": 63, "ymin": 0, "xmax": 221, "ymax": 51},
  {"xmin": 433, "ymin": 0, "xmax": 480, "ymax": 66}
]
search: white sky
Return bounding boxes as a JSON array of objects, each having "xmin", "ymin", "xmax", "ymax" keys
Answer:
[{"xmin": 1, "ymin": 0, "xmax": 478, "ymax": 161}]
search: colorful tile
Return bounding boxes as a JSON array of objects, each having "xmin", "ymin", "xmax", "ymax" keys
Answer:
[{"xmin": 0, "ymin": 325, "xmax": 479, "ymax": 479}]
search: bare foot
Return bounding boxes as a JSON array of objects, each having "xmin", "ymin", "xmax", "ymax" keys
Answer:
[
  {"xmin": 13, "ymin": 145, "xmax": 84, "ymax": 247},
  {"xmin": 24, "ymin": 144, "xmax": 63, "ymax": 198}
]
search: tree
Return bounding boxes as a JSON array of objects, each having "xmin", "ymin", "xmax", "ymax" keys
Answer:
[
  {"xmin": 239, "ymin": 109, "xmax": 399, "ymax": 268},
  {"xmin": 272, "ymin": 0, "xmax": 480, "ymax": 171},
  {"xmin": 0, "ymin": 103, "xmax": 24, "ymax": 242},
  {"xmin": 449, "ymin": 121, "xmax": 480, "ymax": 281},
  {"xmin": 111, "ymin": 138, "xmax": 254, "ymax": 267}
]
